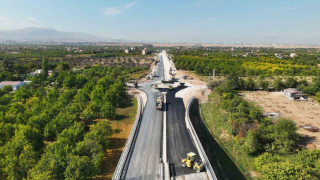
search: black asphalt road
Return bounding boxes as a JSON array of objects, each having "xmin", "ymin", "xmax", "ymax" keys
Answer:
[
  {"xmin": 121, "ymin": 55, "xmax": 164, "ymax": 180},
  {"xmin": 165, "ymin": 87, "xmax": 200, "ymax": 176}
]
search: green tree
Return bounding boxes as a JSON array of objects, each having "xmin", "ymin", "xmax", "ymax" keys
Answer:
[
  {"xmin": 85, "ymin": 120, "xmax": 112, "ymax": 149},
  {"xmin": 14, "ymin": 86, "xmax": 32, "ymax": 102},
  {"xmin": 271, "ymin": 118, "xmax": 300, "ymax": 153},
  {"xmin": 243, "ymin": 130, "xmax": 260, "ymax": 154},
  {"xmin": 257, "ymin": 75, "xmax": 269, "ymax": 91},
  {"xmin": 42, "ymin": 56, "xmax": 48, "ymax": 80},
  {"xmin": 64, "ymin": 155, "xmax": 95, "ymax": 180},
  {"xmin": 101, "ymin": 102, "xmax": 116, "ymax": 119},
  {"xmin": 285, "ymin": 77, "xmax": 298, "ymax": 88},
  {"xmin": 244, "ymin": 77, "xmax": 255, "ymax": 90},
  {"xmin": 2, "ymin": 56, "xmax": 14, "ymax": 72},
  {"xmin": 272, "ymin": 77, "xmax": 284, "ymax": 91},
  {"xmin": 2, "ymin": 85, "xmax": 13, "ymax": 93}
]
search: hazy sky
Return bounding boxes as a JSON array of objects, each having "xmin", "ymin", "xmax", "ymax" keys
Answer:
[{"xmin": 0, "ymin": 0, "xmax": 320, "ymax": 44}]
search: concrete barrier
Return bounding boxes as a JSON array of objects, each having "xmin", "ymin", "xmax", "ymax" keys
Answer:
[
  {"xmin": 113, "ymin": 95, "xmax": 143, "ymax": 180},
  {"xmin": 185, "ymin": 97, "xmax": 218, "ymax": 180}
]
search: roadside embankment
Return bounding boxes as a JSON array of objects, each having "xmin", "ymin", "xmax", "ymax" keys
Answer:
[{"xmin": 189, "ymin": 95, "xmax": 250, "ymax": 179}]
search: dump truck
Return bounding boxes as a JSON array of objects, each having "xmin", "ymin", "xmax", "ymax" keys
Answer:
[
  {"xmin": 181, "ymin": 152, "xmax": 204, "ymax": 173},
  {"xmin": 156, "ymin": 96, "xmax": 163, "ymax": 110}
]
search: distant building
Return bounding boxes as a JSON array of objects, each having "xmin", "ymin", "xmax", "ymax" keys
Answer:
[
  {"xmin": 66, "ymin": 47, "xmax": 72, "ymax": 52},
  {"xmin": 275, "ymin": 53, "xmax": 283, "ymax": 59},
  {"xmin": 142, "ymin": 49, "xmax": 146, "ymax": 55},
  {"xmin": 28, "ymin": 69, "xmax": 52, "ymax": 77},
  {"xmin": 124, "ymin": 49, "xmax": 129, "ymax": 53},
  {"xmin": 66, "ymin": 55, "xmax": 72, "ymax": 58},
  {"xmin": 283, "ymin": 88, "xmax": 307, "ymax": 100},
  {"xmin": 290, "ymin": 53, "xmax": 298, "ymax": 58},
  {"xmin": 0, "ymin": 81, "xmax": 26, "ymax": 90},
  {"xmin": 28, "ymin": 69, "xmax": 42, "ymax": 77}
]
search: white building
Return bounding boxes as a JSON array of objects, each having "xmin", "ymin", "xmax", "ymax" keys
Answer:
[
  {"xmin": 142, "ymin": 49, "xmax": 146, "ymax": 55},
  {"xmin": 28, "ymin": 69, "xmax": 42, "ymax": 77},
  {"xmin": 275, "ymin": 53, "xmax": 283, "ymax": 59},
  {"xmin": 290, "ymin": 53, "xmax": 298, "ymax": 58},
  {"xmin": 283, "ymin": 88, "xmax": 307, "ymax": 100},
  {"xmin": 124, "ymin": 49, "xmax": 129, "ymax": 53},
  {"xmin": 0, "ymin": 81, "xmax": 26, "ymax": 90}
]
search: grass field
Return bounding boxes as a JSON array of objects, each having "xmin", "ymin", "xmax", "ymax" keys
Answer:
[
  {"xmin": 130, "ymin": 70, "xmax": 150, "ymax": 80},
  {"xmin": 94, "ymin": 98, "xmax": 138, "ymax": 180},
  {"xmin": 198, "ymin": 93, "xmax": 257, "ymax": 179}
]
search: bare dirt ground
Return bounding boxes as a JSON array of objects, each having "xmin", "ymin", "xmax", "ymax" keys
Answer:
[
  {"xmin": 174, "ymin": 69, "xmax": 210, "ymax": 106},
  {"xmin": 243, "ymin": 91, "xmax": 320, "ymax": 149}
]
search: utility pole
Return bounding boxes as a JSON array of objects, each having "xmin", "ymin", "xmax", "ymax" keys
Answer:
[{"xmin": 212, "ymin": 69, "xmax": 215, "ymax": 80}]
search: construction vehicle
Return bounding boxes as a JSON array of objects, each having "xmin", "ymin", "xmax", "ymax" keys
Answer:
[
  {"xmin": 179, "ymin": 80, "xmax": 185, "ymax": 87},
  {"xmin": 156, "ymin": 96, "xmax": 163, "ymax": 110},
  {"xmin": 168, "ymin": 85, "xmax": 173, "ymax": 90},
  {"xmin": 181, "ymin": 152, "xmax": 204, "ymax": 173}
]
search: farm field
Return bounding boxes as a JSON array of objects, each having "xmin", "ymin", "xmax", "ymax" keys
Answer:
[{"xmin": 242, "ymin": 91, "xmax": 320, "ymax": 149}]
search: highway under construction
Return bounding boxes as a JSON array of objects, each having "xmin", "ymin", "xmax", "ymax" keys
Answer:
[{"xmin": 113, "ymin": 51, "xmax": 217, "ymax": 180}]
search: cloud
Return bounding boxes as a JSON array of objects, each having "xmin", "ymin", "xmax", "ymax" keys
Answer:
[
  {"xmin": 26, "ymin": 16, "xmax": 36, "ymax": 21},
  {"xmin": 259, "ymin": 5, "xmax": 305, "ymax": 13},
  {"xmin": 0, "ymin": 16, "xmax": 43, "ymax": 30},
  {"xmin": 104, "ymin": 7, "xmax": 122, "ymax": 15},
  {"xmin": 203, "ymin": 17, "xmax": 221, "ymax": 22},
  {"xmin": 104, "ymin": 2, "xmax": 136, "ymax": 15},
  {"xmin": 123, "ymin": 2, "xmax": 136, "ymax": 9}
]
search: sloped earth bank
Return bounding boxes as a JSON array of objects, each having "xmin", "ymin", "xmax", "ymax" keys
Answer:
[
  {"xmin": 94, "ymin": 98, "xmax": 138, "ymax": 180},
  {"xmin": 189, "ymin": 99, "xmax": 246, "ymax": 180}
]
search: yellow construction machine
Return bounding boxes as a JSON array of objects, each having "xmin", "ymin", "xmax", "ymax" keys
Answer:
[{"xmin": 181, "ymin": 152, "xmax": 204, "ymax": 173}]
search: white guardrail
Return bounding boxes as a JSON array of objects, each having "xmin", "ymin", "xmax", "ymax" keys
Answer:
[
  {"xmin": 186, "ymin": 97, "xmax": 218, "ymax": 180},
  {"xmin": 113, "ymin": 95, "xmax": 143, "ymax": 180}
]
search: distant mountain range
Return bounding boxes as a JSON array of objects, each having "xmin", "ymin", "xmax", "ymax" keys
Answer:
[{"xmin": 0, "ymin": 27, "xmax": 124, "ymax": 42}]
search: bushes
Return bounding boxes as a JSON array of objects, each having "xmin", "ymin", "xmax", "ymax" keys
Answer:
[
  {"xmin": 316, "ymin": 92, "xmax": 320, "ymax": 103},
  {"xmin": 208, "ymin": 79, "xmax": 317, "ymax": 179},
  {"xmin": 255, "ymin": 151, "xmax": 320, "ymax": 179}
]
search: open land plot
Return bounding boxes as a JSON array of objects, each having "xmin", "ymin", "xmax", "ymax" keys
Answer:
[{"xmin": 242, "ymin": 91, "xmax": 320, "ymax": 149}]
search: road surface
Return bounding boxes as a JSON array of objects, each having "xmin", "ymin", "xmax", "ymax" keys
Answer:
[
  {"xmin": 121, "ymin": 55, "xmax": 164, "ymax": 180},
  {"xmin": 121, "ymin": 52, "xmax": 201, "ymax": 179},
  {"xmin": 165, "ymin": 87, "xmax": 200, "ymax": 177}
]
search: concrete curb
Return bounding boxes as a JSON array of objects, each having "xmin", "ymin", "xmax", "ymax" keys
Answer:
[
  {"xmin": 185, "ymin": 97, "xmax": 218, "ymax": 180},
  {"xmin": 113, "ymin": 95, "xmax": 143, "ymax": 180}
]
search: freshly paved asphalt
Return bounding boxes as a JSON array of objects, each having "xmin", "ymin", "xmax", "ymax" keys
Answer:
[
  {"xmin": 121, "ymin": 55, "xmax": 164, "ymax": 180},
  {"xmin": 164, "ymin": 87, "xmax": 200, "ymax": 176},
  {"xmin": 121, "ymin": 53, "xmax": 200, "ymax": 179}
]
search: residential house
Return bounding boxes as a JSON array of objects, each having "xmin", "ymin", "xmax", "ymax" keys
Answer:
[
  {"xmin": 283, "ymin": 88, "xmax": 307, "ymax": 100},
  {"xmin": 28, "ymin": 69, "xmax": 42, "ymax": 77},
  {"xmin": 0, "ymin": 81, "xmax": 26, "ymax": 90}
]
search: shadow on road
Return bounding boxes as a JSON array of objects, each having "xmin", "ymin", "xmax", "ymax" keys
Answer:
[{"xmin": 190, "ymin": 99, "xmax": 246, "ymax": 180}]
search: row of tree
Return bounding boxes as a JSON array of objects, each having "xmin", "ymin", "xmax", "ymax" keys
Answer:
[
  {"xmin": 0, "ymin": 63, "xmax": 137, "ymax": 179},
  {"xmin": 173, "ymin": 51, "xmax": 320, "ymax": 76}
]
